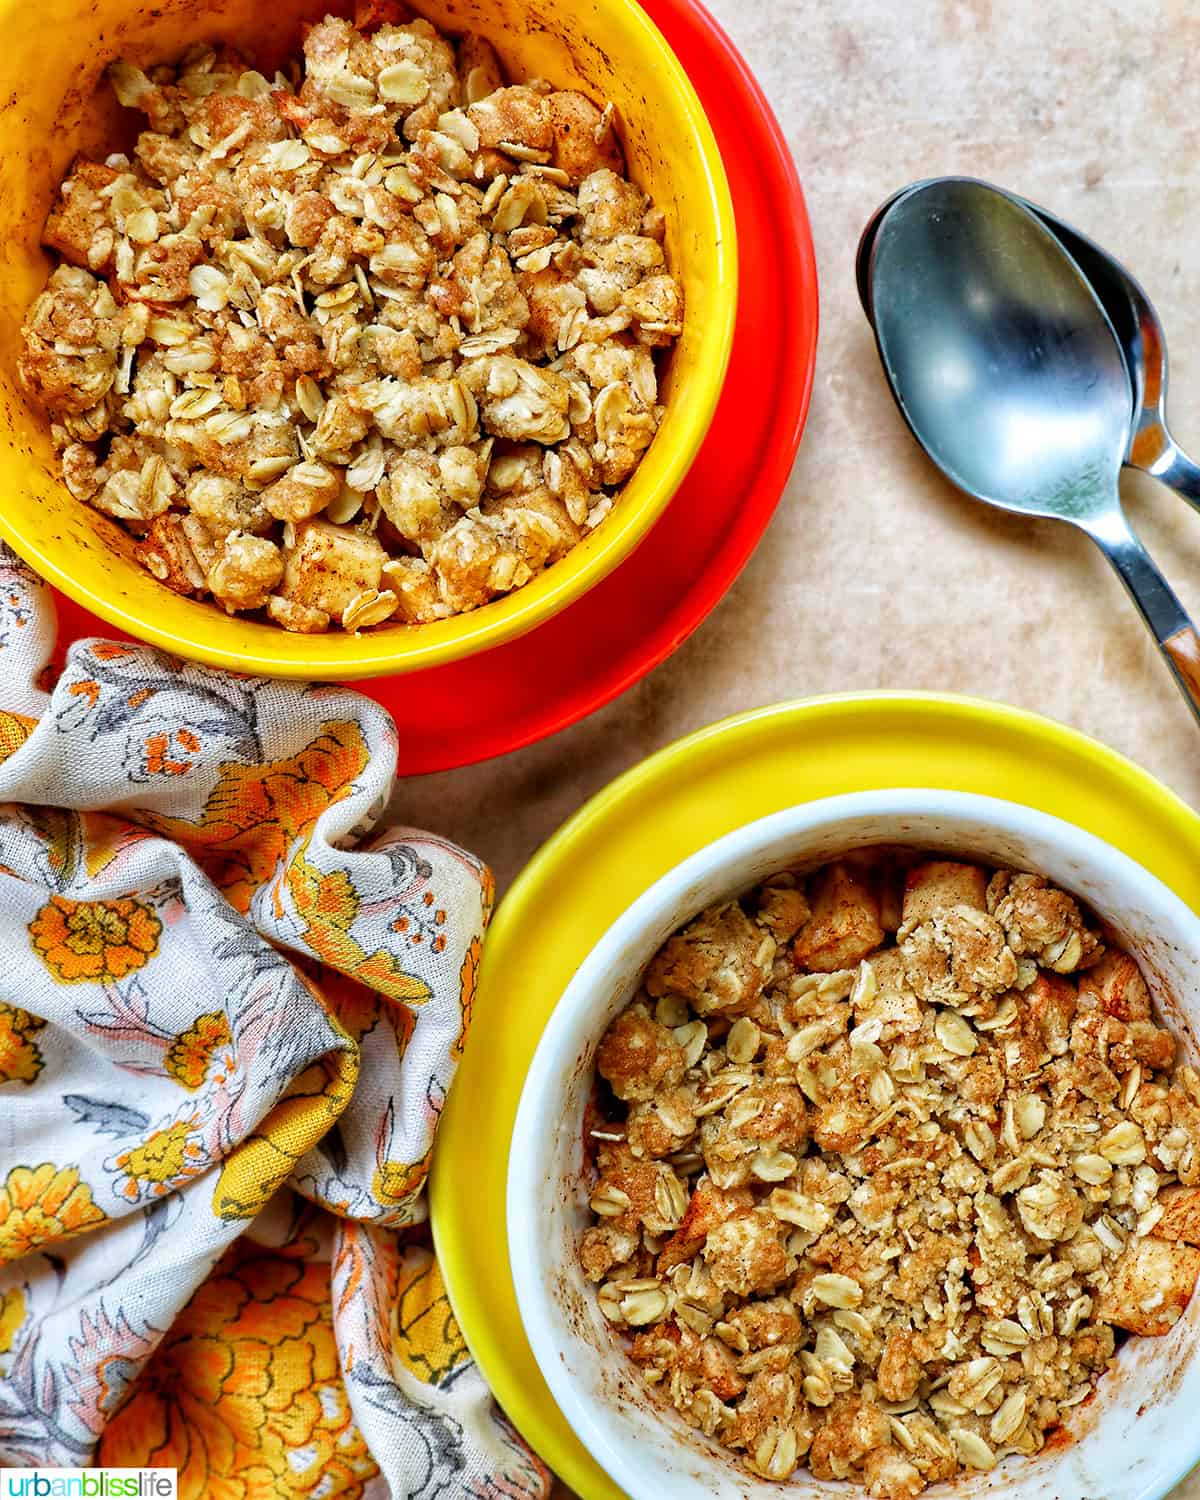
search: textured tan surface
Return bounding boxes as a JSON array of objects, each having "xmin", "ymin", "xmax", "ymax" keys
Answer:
[{"xmin": 391, "ymin": 1, "xmax": 1200, "ymax": 1492}]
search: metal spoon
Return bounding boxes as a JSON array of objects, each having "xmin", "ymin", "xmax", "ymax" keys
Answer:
[
  {"xmin": 864, "ymin": 176, "xmax": 1200, "ymax": 725},
  {"xmin": 1010, "ymin": 204, "xmax": 1200, "ymax": 506},
  {"xmin": 858, "ymin": 180, "xmax": 1200, "ymax": 507}
]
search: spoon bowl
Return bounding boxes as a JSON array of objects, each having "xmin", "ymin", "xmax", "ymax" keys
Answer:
[
  {"xmin": 858, "ymin": 180, "xmax": 1200, "ymax": 503},
  {"xmin": 863, "ymin": 176, "xmax": 1200, "ymax": 726},
  {"xmin": 1014, "ymin": 208, "xmax": 1200, "ymax": 499},
  {"xmin": 869, "ymin": 181, "xmax": 1132, "ymax": 524}
]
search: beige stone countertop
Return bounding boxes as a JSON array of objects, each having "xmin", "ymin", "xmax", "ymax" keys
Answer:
[{"xmin": 390, "ymin": 1, "xmax": 1200, "ymax": 1494}]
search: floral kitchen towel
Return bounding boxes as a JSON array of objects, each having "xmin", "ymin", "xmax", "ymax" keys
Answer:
[{"xmin": 0, "ymin": 545, "xmax": 548, "ymax": 1500}]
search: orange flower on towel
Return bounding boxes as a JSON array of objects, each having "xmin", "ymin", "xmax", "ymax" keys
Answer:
[
  {"xmin": 30, "ymin": 895, "xmax": 160, "ymax": 983},
  {"xmin": 372, "ymin": 1145, "xmax": 432, "ymax": 1210},
  {"xmin": 453, "ymin": 934, "xmax": 482, "ymax": 1061},
  {"xmin": 144, "ymin": 720, "xmax": 372, "ymax": 913},
  {"xmin": 0, "ymin": 1164, "xmax": 106, "ymax": 1263},
  {"xmin": 165, "ymin": 1012, "xmax": 234, "ymax": 1091},
  {"xmin": 99, "ymin": 1236, "xmax": 379, "ymax": 1499},
  {"xmin": 0, "ymin": 1001, "xmax": 45, "ymax": 1085}
]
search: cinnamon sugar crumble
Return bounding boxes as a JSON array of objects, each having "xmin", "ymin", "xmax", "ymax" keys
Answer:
[
  {"xmin": 18, "ymin": 8, "xmax": 682, "ymax": 633},
  {"xmin": 582, "ymin": 852, "xmax": 1200, "ymax": 1496}
]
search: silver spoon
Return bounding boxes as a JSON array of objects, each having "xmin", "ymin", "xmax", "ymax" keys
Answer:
[
  {"xmin": 858, "ymin": 180, "xmax": 1200, "ymax": 506},
  {"xmin": 1009, "ymin": 203, "xmax": 1200, "ymax": 505},
  {"xmin": 864, "ymin": 176, "xmax": 1200, "ymax": 724}
]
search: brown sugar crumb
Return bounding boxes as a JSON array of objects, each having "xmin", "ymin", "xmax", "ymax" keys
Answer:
[
  {"xmin": 583, "ymin": 853, "xmax": 1200, "ymax": 1496},
  {"xmin": 646, "ymin": 902, "xmax": 776, "ymax": 1018},
  {"xmin": 18, "ymin": 16, "xmax": 683, "ymax": 634}
]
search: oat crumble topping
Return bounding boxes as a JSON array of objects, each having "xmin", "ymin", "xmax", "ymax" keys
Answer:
[
  {"xmin": 18, "ymin": 6, "xmax": 682, "ymax": 632},
  {"xmin": 583, "ymin": 853, "xmax": 1200, "ymax": 1496}
]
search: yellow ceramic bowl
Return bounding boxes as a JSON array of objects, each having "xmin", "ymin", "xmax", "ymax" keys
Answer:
[
  {"xmin": 0, "ymin": 0, "xmax": 735, "ymax": 678},
  {"xmin": 431, "ymin": 694, "xmax": 1200, "ymax": 1498}
]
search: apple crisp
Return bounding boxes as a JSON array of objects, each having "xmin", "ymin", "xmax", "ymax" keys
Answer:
[
  {"xmin": 582, "ymin": 852, "xmax": 1200, "ymax": 1496},
  {"xmin": 17, "ymin": 7, "xmax": 682, "ymax": 633}
]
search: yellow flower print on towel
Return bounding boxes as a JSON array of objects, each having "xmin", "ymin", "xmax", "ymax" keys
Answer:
[
  {"xmin": 0, "ymin": 1164, "xmax": 106, "ymax": 1263},
  {"xmin": 212, "ymin": 1051, "xmax": 358, "ymax": 1222},
  {"xmin": 0, "ymin": 709, "xmax": 34, "ymax": 766},
  {"xmin": 286, "ymin": 850, "xmax": 432, "ymax": 1005},
  {"xmin": 30, "ymin": 895, "xmax": 160, "ymax": 983},
  {"xmin": 109, "ymin": 1117, "xmax": 206, "ymax": 1204},
  {"xmin": 165, "ymin": 1013, "xmax": 234, "ymax": 1091},
  {"xmin": 394, "ymin": 1249, "xmax": 470, "ymax": 1387},
  {"xmin": 0, "ymin": 1002, "xmax": 45, "ymax": 1085},
  {"xmin": 0, "ymin": 1286, "xmax": 26, "ymax": 1356}
]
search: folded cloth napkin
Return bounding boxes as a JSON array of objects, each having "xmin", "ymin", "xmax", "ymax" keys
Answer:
[{"xmin": 0, "ymin": 546, "xmax": 549, "ymax": 1499}]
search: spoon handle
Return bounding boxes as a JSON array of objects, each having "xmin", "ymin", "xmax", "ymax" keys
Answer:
[
  {"xmin": 1142, "ymin": 442, "xmax": 1200, "ymax": 511},
  {"xmin": 1087, "ymin": 508, "xmax": 1200, "ymax": 725}
]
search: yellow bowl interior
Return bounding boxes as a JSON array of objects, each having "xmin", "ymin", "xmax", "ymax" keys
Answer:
[{"xmin": 0, "ymin": 0, "xmax": 735, "ymax": 676}]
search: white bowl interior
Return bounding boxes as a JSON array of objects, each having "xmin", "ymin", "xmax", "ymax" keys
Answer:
[{"xmin": 508, "ymin": 791, "xmax": 1200, "ymax": 1500}]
